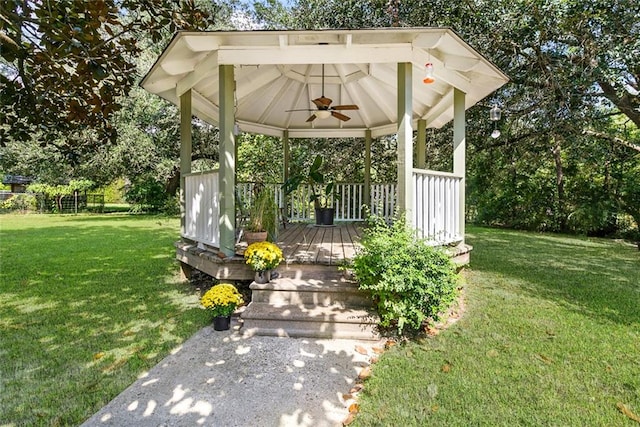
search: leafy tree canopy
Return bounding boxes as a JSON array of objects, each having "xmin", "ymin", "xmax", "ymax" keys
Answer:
[{"xmin": 0, "ymin": 0, "xmax": 218, "ymax": 150}]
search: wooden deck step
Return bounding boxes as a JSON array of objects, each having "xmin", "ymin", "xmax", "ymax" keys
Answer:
[
  {"xmin": 250, "ymin": 278, "xmax": 371, "ymax": 307},
  {"xmin": 241, "ymin": 303, "xmax": 379, "ymax": 340},
  {"xmin": 241, "ymin": 269, "xmax": 380, "ymax": 340}
]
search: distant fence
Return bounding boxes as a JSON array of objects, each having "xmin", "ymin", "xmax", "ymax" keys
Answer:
[{"xmin": 34, "ymin": 193, "xmax": 105, "ymax": 213}]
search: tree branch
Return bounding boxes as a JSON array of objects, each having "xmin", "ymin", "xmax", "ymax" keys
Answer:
[{"xmin": 584, "ymin": 129, "xmax": 640, "ymax": 153}]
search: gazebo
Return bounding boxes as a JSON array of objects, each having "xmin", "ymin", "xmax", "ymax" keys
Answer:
[
  {"xmin": 141, "ymin": 27, "xmax": 508, "ymax": 259},
  {"xmin": 142, "ymin": 28, "xmax": 508, "ymax": 338}
]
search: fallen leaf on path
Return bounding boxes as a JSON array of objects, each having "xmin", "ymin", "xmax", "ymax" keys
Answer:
[
  {"xmin": 342, "ymin": 394, "xmax": 353, "ymax": 401},
  {"xmin": 384, "ymin": 340, "xmax": 396, "ymax": 349},
  {"xmin": 617, "ymin": 402, "xmax": 640, "ymax": 423},
  {"xmin": 355, "ymin": 345, "xmax": 368, "ymax": 355},
  {"xmin": 372, "ymin": 347, "xmax": 385, "ymax": 354},
  {"xmin": 358, "ymin": 366, "xmax": 372, "ymax": 379},
  {"xmin": 350, "ymin": 384, "xmax": 364, "ymax": 394},
  {"xmin": 370, "ymin": 356, "xmax": 379, "ymax": 364},
  {"xmin": 342, "ymin": 412, "xmax": 356, "ymax": 425},
  {"xmin": 348, "ymin": 403, "xmax": 360, "ymax": 413}
]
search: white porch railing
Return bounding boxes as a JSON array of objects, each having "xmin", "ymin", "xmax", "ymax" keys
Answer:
[
  {"xmin": 184, "ymin": 171, "xmax": 461, "ymax": 248},
  {"xmin": 413, "ymin": 168, "xmax": 462, "ymax": 245},
  {"xmin": 183, "ymin": 171, "xmax": 219, "ymax": 247},
  {"xmin": 237, "ymin": 182, "xmax": 397, "ymax": 222}
]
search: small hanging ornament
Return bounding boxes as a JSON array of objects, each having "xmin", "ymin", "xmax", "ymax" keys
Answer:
[{"xmin": 423, "ymin": 62, "xmax": 435, "ymax": 84}]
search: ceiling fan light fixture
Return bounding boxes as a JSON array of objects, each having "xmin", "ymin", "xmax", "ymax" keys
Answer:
[
  {"xmin": 315, "ymin": 110, "xmax": 332, "ymax": 119},
  {"xmin": 423, "ymin": 62, "xmax": 435, "ymax": 84}
]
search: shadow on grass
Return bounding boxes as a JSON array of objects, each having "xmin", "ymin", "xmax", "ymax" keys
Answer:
[
  {"xmin": 0, "ymin": 217, "xmax": 211, "ymax": 426},
  {"xmin": 467, "ymin": 226, "xmax": 640, "ymax": 327}
]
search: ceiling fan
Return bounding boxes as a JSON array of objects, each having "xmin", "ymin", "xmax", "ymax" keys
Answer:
[{"xmin": 285, "ymin": 64, "xmax": 359, "ymax": 122}]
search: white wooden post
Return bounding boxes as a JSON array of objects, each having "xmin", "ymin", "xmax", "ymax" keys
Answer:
[
  {"xmin": 218, "ymin": 65, "xmax": 236, "ymax": 257},
  {"xmin": 282, "ymin": 130, "xmax": 289, "ymax": 217},
  {"xmin": 179, "ymin": 89, "xmax": 192, "ymax": 237},
  {"xmin": 397, "ymin": 62, "xmax": 413, "ymax": 223},
  {"xmin": 364, "ymin": 129, "xmax": 372, "ymax": 215},
  {"xmin": 417, "ymin": 119, "xmax": 427, "ymax": 169},
  {"xmin": 453, "ymin": 88, "xmax": 466, "ymax": 243}
]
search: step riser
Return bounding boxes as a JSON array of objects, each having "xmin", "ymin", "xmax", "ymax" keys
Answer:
[
  {"xmin": 251, "ymin": 290, "xmax": 371, "ymax": 307},
  {"xmin": 242, "ymin": 320, "xmax": 378, "ymax": 340},
  {"xmin": 242, "ymin": 326, "xmax": 379, "ymax": 341}
]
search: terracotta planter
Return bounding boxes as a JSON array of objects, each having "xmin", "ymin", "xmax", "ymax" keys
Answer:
[
  {"xmin": 244, "ymin": 231, "xmax": 268, "ymax": 245},
  {"xmin": 213, "ymin": 316, "xmax": 231, "ymax": 331}
]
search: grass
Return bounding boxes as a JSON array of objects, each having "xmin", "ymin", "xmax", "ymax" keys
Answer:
[
  {"xmin": 0, "ymin": 214, "xmax": 210, "ymax": 426},
  {"xmin": 355, "ymin": 226, "xmax": 640, "ymax": 426}
]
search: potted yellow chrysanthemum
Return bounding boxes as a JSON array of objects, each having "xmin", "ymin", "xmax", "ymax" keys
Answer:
[
  {"xmin": 244, "ymin": 241, "xmax": 284, "ymax": 283},
  {"xmin": 200, "ymin": 283, "xmax": 244, "ymax": 331}
]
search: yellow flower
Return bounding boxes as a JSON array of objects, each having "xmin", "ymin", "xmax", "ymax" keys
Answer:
[
  {"xmin": 244, "ymin": 242, "xmax": 284, "ymax": 271},
  {"xmin": 200, "ymin": 283, "xmax": 244, "ymax": 317}
]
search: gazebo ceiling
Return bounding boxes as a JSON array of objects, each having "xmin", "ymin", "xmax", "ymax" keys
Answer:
[{"xmin": 141, "ymin": 28, "xmax": 509, "ymax": 138}]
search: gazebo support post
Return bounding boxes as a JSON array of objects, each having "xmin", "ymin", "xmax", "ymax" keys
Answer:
[
  {"xmin": 363, "ymin": 129, "xmax": 372, "ymax": 215},
  {"xmin": 453, "ymin": 88, "xmax": 466, "ymax": 244},
  {"xmin": 179, "ymin": 89, "xmax": 192, "ymax": 279},
  {"xmin": 396, "ymin": 62, "xmax": 414, "ymax": 224},
  {"xmin": 219, "ymin": 64, "xmax": 236, "ymax": 257},
  {"xmin": 282, "ymin": 130, "xmax": 290, "ymax": 224},
  {"xmin": 179, "ymin": 89, "xmax": 192, "ymax": 238},
  {"xmin": 417, "ymin": 119, "xmax": 427, "ymax": 169}
]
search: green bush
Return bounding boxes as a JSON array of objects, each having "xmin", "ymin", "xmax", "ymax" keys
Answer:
[
  {"xmin": 0, "ymin": 194, "xmax": 37, "ymax": 212},
  {"xmin": 352, "ymin": 215, "xmax": 459, "ymax": 335},
  {"xmin": 124, "ymin": 176, "xmax": 167, "ymax": 213}
]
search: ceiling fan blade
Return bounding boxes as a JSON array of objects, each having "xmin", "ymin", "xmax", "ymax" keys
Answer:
[
  {"xmin": 331, "ymin": 111, "xmax": 351, "ymax": 121},
  {"xmin": 306, "ymin": 114, "xmax": 317, "ymax": 122},
  {"xmin": 331, "ymin": 104, "xmax": 359, "ymax": 111},
  {"xmin": 312, "ymin": 96, "xmax": 332, "ymax": 108}
]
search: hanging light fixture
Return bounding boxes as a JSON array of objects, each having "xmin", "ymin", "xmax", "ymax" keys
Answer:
[
  {"xmin": 490, "ymin": 104, "xmax": 501, "ymax": 138},
  {"xmin": 423, "ymin": 62, "xmax": 435, "ymax": 84},
  {"xmin": 315, "ymin": 110, "xmax": 332, "ymax": 119}
]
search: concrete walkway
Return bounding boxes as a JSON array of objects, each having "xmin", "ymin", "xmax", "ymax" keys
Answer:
[{"xmin": 82, "ymin": 319, "xmax": 381, "ymax": 427}]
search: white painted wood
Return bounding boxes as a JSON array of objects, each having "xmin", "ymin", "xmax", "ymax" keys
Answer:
[
  {"xmin": 412, "ymin": 169, "xmax": 462, "ymax": 245},
  {"xmin": 183, "ymin": 171, "xmax": 220, "ymax": 247},
  {"xmin": 218, "ymin": 64, "xmax": 236, "ymax": 257}
]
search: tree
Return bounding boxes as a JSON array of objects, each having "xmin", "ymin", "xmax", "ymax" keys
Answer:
[{"xmin": 0, "ymin": 0, "xmax": 218, "ymax": 150}]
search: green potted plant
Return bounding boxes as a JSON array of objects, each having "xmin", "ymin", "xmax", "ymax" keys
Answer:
[
  {"xmin": 200, "ymin": 283, "xmax": 244, "ymax": 331},
  {"xmin": 244, "ymin": 185, "xmax": 278, "ymax": 244},
  {"xmin": 283, "ymin": 155, "xmax": 338, "ymax": 226}
]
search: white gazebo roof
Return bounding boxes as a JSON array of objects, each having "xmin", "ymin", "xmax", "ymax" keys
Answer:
[{"xmin": 141, "ymin": 28, "xmax": 508, "ymax": 138}]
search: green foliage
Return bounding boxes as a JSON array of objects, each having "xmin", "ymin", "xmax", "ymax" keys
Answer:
[
  {"xmin": 354, "ymin": 226, "xmax": 640, "ymax": 425},
  {"xmin": 124, "ymin": 175, "xmax": 168, "ymax": 214},
  {"xmin": 352, "ymin": 215, "xmax": 459, "ymax": 334},
  {"xmin": 99, "ymin": 178, "xmax": 127, "ymax": 203},
  {"xmin": 237, "ymin": 134, "xmax": 282, "ymax": 183},
  {"xmin": 247, "ymin": 186, "xmax": 278, "ymax": 240},
  {"xmin": 0, "ymin": 194, "xmax": 36, "ymax": 212},
  {"xmin": 0, "ymin": 0, "xmax": 218, "ymax": 148}
]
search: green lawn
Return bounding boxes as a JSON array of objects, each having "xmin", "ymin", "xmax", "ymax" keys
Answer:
[
  {"xmin": 2, "ymin": 217, "xmax": 638, "ymax": 426},
  {"xmin": 0, "ymin": 214, "xmax": 210, "ymax": 426},
  {"xmin": 355, "ymin": 226, "xmax": 640, "ymax": 426}
]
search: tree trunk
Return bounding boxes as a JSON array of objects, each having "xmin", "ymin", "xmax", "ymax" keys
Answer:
[{"xmin": 165, "ymin": 166, "xmax": 180, "ymax": 197}]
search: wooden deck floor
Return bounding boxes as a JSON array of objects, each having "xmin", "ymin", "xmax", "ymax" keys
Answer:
[{"xmin": 275, "ymin": 222, "xmax": 363, "ymax": 265}]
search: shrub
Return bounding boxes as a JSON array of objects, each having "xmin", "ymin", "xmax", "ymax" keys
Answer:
[
  {"xmin": 352, "ymin": 215, "xmax": 459, "ymax": 335},
  {"xmin": 124, "ymin": 176, "xmax": 167, "ymax": 213},
  {"xmin": 0, "ymin": 194, "xmax": 37, "ymax": 212}
]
